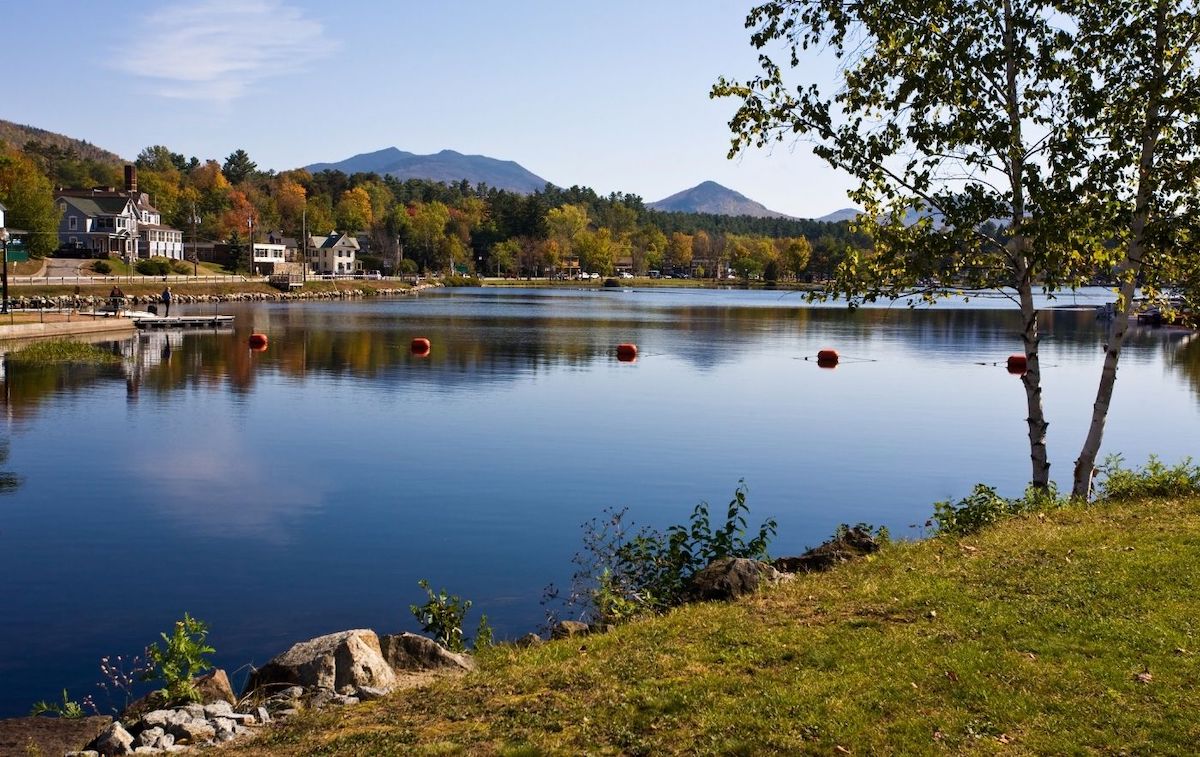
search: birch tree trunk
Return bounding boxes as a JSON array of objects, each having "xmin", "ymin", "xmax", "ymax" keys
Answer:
[
  {"xmin": 1071, "ymin": 3, "xmax": 1168, "ymax": 500},
  {"xmin": 1016, "ymin": 256, "xmax": 1052, "ymax": 489}
]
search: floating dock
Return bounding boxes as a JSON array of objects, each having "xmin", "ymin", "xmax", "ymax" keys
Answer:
[{"xmin": 133, "ymin": 315, "xmax": 235, "ymax": 329}]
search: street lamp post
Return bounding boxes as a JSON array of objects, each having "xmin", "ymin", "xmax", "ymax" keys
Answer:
[{"xmin": 0, "ymin": 228, "xmax": 9, "ymax": 315}]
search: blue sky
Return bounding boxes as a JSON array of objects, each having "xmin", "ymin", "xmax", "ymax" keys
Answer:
[{"xmin": 4, "ymin": 0, "xmax": 854, "ymax": 217}]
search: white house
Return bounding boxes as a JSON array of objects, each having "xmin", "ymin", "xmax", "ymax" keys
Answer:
[
  {"xmin": 0, "ymin": 201, "xmax": 6, "ymax": 229},
  {"xmin": 307, "ymin": 231, "xmax": 360, "ymax": 275}
]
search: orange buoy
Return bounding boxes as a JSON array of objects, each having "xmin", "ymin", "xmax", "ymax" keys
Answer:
[
  {"xmin": 816, "ymin": 348, "xmax": 839, "ymax": 367},
  {"xmin": 411, "ymin": 337, "xmax": 431, "ymax": 356},
  {"xmin": 616, "ymin": 343, "xmax": 638, "ymax": 362},
  {"xmin": 248, "ymin": 333, "xmax": 268, "ymax": 349},
  {"xmin": 1006, "ymin": 353, "xmax": 1028, "ymax": 375}
]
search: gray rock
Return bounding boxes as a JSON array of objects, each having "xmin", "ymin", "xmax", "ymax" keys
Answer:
[
  {"xmin": 213, "ymin": 716, "xmax": 237, "ymax": 733},
  {"xmin": 223, "ymin": 711, "xmax": 256, "ymax": 724},
  {"xmin": 155, "ymin": 732, "xmax": 175, "ymax": 750},
  {"xmin": 203, "ymin": 701, "xmax": 233, "ymax": 718},
  {"xmin": 245, "ymin": 629, "xmax": 397, "ymax": 695},
  {"xmin": 88, "ymin": 722, "xmax": 135, "ymax": 755},
  {"xmin": 181, "ymin": 704, "xmax": 206, "ymax": 720},
  {"xmin": 774, "ymin": 525, "xmax": 881, "ymax": 572},
  {"xmin": 355, "ymin": 686, "xmax": 389, "ymax": 701},
  {"xmin": 276, "ymin": 708, "xmax": 300, "ymax": 718},
  {"xmin": 379, "ymin": 632, "xmax": 477, "ymax": 672},
  {"xmin": 515, "ymin": 633, "xmax": 544, "ymax": 647},
  {"xmin": 192, "ymin": 668, "xmax": 237, "ymax": 705},
  {"xmin": 168, "ymin": 719, "xmax": 215, "ymax": 744},
  {"xmin": 685, "ymin": 557, "xmax": 783, "ymax": 602},
  {"xmin": 137, "ymin": 710, "xmax": 173, "ymax": 730},
  {"xmin": 134, "ymin": 747, "xmax": 158, "ymax": 755},
  {"xmin": 255, "ymin": 706, "xmax": 271, "ymax": 724},
  {"xmin": 550, "ymin": 620, "xmax": 590, "ymax": 639},
  {"xmin": 137, "ymin": 726, "xmax": 165, "ymax": 747}
]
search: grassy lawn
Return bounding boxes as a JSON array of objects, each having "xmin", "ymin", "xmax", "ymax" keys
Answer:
[{"xmin": 229, "ymin": 492, "xmax": 1200, "ymax": 755}]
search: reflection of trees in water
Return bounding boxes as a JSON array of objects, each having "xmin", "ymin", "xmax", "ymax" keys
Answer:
[
  {"xmin": 1, "ymin": 353, "xmax": 126, "ymax": 421},
  {"xmin": 1169, "ymin": 335, "xmax": 1200, "ymax": 404},
  {"xmin": 1, "ymin": 302, "xmax": 1196, "ymax": 413},
  {"xmin": 0, "ymin": 439, "xmax": 20, "ymax": 495}
]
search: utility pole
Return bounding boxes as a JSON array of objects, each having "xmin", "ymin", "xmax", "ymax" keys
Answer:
[
  {"xmin": 191, "ymin": 204, "xmax": 200, "ymax": 276},
  {"xmin": 301, "ymin": 203, "xmax": 308, "ymax": 283}
]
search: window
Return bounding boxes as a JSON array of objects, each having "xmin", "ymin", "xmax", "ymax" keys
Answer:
[
  {"xmin": 69, "ymin": 215, "xmax": 78, "ymax": 230},
  {"xmin": 69, "ymin": 236, "xmax": 77, "ymax": 243}
]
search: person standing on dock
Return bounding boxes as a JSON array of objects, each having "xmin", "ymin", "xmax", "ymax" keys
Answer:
[{"xmin": 161, "ymin": 286, "xmax": 172, "ymax": 317}]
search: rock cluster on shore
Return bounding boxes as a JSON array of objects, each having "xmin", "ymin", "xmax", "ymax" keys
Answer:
[{"xmin": 5, "ymin": 283, "xmax": 439, "ymax": 312}]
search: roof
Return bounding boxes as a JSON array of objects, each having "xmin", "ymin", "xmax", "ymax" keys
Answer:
[
  {"xmin": 309, "ymin": 232, "xmax": 359, "ymax": 250},
  {"xmin": 57, "ymin": 194, "xmax": 134, "ymax": 217},
  {"xmin": 138, "ymin": 223, "xmax": 182, "ymax": 232},
  {"xmin": 56, "ymin": 188, "xmax": 162, "ymax": 216}
]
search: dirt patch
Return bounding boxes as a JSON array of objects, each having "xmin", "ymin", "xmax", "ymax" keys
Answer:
[{"xmin": 0, "ymin": 715, "xmax": 112, "ymax": 756}]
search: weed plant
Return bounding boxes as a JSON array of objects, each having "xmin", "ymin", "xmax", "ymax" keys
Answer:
[
  {"xmin": 1098, "ymin": 454, "xmax": 1200, "ymax": 500},
  {"xmin": 7, "ymin": 339, "xmax": 121, "ymax": 366},
  {"xmin": 554, "ymin": 481, "xmax": 777, "ymax": 625},
  {"xmin": 144, "ymin": 614, "xmax": 215, "ymax": 703}
]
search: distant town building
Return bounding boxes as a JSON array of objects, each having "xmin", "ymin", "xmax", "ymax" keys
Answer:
[
  {"xmin": 54, "ymin": 165, "xmax": 184, "ymax": 260},
  {"xmin": 307, "ymin": 231, "xmax": 360, "ymax": 275}
]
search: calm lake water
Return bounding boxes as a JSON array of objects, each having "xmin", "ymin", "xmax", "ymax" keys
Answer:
[{"xmin": 1, "ymin": 287, "xmax": 1197, "ymax": 716}]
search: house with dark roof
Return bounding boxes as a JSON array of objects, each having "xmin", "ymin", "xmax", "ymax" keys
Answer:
[
  {"xmin": 307, "ymin": 231, "xmax": 360, "ymax": 275},
  {"xmin": 54, "ymin": 165, "xmax": 183, "ymax": 261}
]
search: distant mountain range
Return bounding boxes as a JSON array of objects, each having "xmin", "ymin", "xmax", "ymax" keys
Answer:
[
  {"xmin": 305, "ymin": 147, "xmax": 551, "ymax": 194},
  {"xmin": 816, "ymin": 208, "xmax": 861, "ymax": 223},
  {"xmin": 648, "ymin": 181, "xmax": 794, "ymax": 219},
  {"xmin": 0, "ymin": 118, "xmax": 124, "ymax": 164}
]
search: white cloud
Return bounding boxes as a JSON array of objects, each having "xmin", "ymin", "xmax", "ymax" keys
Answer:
[{"xmin": 114, "ymin": 0, "xmax": 332, "ymax": 103}]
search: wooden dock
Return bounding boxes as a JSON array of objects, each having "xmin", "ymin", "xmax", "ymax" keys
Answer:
[{"xmin": 133, "ymin": 315, "xmax": 235, "ymax": 329}]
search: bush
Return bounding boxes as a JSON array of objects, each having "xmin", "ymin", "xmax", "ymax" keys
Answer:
[
  {"xmin": 411, "ymin": 580, "xmax": 472, "ymax": 652},
  {"xmin": 397, "ymin": 259, "xmax": 419, "ymax": 275},
  {"xmin": 143, "ymin": 614, "xmax": 215, "ymax": 703},
  {"xmin": 932, "ymin": 483, "xmax": 1064, "ymax": 537},
  {"xmin": 92, "ymin": 260, "xmax": 112, "ymax": 274},
  {"xmin": 135, "ymin": 257, "xmax": 174, "ymax": 276},
  {"xmin": 444, "ymin": 274, "xmax": 482, "ymax": 287},
  {"xmin": 172, "ymin": 260, "xmax": 192, "ymax": 275},
  {"xmin": 559, "ymin": 481, "xmax": 777, "ymax": 624},
  {"xmin": 1098, "ymin": 455, "xmax": 1200, "ymax": 501}
]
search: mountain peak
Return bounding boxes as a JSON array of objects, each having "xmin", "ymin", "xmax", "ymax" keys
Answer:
[
  {"xmin": 306, "ymin": 147, "xmax": 549, "ymax": 193},
  {"xmin": 648, "ymin": 181, "xmax": 792, "ymax": 219}
]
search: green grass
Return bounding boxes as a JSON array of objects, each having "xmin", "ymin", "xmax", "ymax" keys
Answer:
[
  {"xmin": 6, "ymin": 339, "xmax": 121, "ymax": 366},
  {"xmin": 232, "ymin": 493, "xmax": 1200, "ymax": 755}
]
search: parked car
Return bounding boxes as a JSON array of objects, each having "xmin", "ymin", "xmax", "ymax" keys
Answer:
[{"xmin": 54, "ymin": 241, "xmax": 89, "ymax": 257}]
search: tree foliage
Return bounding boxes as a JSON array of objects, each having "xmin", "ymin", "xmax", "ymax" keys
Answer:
[
  {"xmin": 713, "ymin": 0, "xmax": 1200, "ymax": 494},
  {"xmin": 0, "ymin": 147, "xmax": 61, "ymax": 256}
]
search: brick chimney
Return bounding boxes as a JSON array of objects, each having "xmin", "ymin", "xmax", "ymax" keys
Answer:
[{"xmin": 124, "ymin": 165, "xmax": 138, "ymax": 194}]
